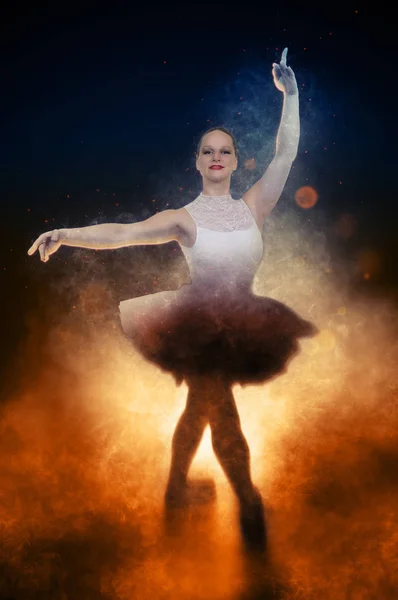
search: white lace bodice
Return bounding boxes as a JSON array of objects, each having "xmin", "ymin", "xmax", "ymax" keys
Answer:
[
  {"xmin": 181, "ymin": 193, "xmax": 263, "ymax": 290},
  {"xmin": 185, "ymin": 193, "xmax": 254, "ymax": 231}
]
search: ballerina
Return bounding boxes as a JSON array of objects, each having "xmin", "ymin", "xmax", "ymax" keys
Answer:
[{"xmin": 28, "ymin": 48, "xmax": 317, "ymax": 551}]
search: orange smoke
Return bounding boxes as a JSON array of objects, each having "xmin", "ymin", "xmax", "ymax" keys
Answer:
[{"xmin": 1, "ymin": 212, "xmax": 398, "ymax": 598}]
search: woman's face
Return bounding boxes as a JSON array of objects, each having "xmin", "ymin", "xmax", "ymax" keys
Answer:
[{"xmin": 196, "ymin": 130, "xmax": 238, "ymax": 183}]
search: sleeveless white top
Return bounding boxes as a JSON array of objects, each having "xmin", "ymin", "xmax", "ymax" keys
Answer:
[
  {"xmin": 118, "ymin": 193, "xmax": 263, "ymax": 335},
  {"xmin": 181, "ymin": 193, "xmax": 263, "ymax": 291}
]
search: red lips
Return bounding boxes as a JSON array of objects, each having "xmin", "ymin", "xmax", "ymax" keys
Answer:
[{"xmin": 210, "ymin": 165, "xmax": 224, "ymax": 170}]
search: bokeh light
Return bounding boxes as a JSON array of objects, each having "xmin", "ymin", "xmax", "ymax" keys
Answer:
[
  {"xmin": 243, "ymin": 158, "xmax": 256, "ymax": 171},
  {"xmin": 294, "ymin": 185, "xmax": 319, "ymax": 209}
]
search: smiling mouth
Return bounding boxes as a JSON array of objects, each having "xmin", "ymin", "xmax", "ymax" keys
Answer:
[{"xmin": 210, "ymin": 166, "xmax": 224, "ymax": 170}]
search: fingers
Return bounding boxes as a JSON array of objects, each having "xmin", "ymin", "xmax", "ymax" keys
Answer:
[
  {"xmin": 280, "ymin": 47, "xmax": 288, "ymax": 67},
  {"xmin": 272, "ymin": 63, "xmax": 282, "ymax": 78},
  {"xmin": 28, "ymin": 230, "xmax": 57, "ymax": 259},
  {"xmin": 28, "ymin": 236, "xmax": 42, "ymax": 255},
  {"xmin": 38, "ymin": 243, "xmax": 47, "ymax": 262}
]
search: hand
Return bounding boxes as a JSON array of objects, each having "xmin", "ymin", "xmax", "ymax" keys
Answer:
[
  {"xmin": 28, "ymin": 229, "xmax": 63, "ymax": 262},
  {"xmin": 272, "ymin": 48, "xmax": 298, "ymax": 96}
]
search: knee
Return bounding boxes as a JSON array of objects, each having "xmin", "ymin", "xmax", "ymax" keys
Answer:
[
  {"xmin": 208, "ymin": 405, "xmax": 242, "ymax": 440},
  {"xmin": 176, "ymin": 406, "xmax": 208, "ymax": 435},
  {"xmin": 210, "ymin": 423, "xmax": 249, "ymax": 457}
]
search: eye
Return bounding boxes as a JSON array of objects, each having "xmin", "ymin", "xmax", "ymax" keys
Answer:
[
  {"xmin": 203, "ymin": 150, "xmax": 212, "ymax": 154},
  {"xmin": 222, "ymin": 150, "xmax": 231, "ymax": 154}
]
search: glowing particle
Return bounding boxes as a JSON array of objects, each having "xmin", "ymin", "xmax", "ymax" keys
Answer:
[
  {"xmin": 294, "ymin": 186, "xmax": 319, "ymax": 209},
  {"xmin": 66, "ymin": 194, "xmax": 70, "ymax": 198},
  {"xmin": 337, "ymin": 306, "xmax": 346, "ymax": 316},
  {"xmin": 357, "ymin": 248, "xmax": 381, "ymax": 277}
]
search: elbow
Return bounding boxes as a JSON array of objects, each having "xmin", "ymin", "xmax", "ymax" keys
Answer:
[
  {"xmin": 274, "ymin": 151, "xmax": 297, "ymax": 165},
  {"xmin": 275, "ymin": 141, "xmax": 299, "ymax": 164}
]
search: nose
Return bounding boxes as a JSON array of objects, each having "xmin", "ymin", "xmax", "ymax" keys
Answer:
[{"xmin": 212, "ymin": 152, "xmax": 221, "ymax": 162}]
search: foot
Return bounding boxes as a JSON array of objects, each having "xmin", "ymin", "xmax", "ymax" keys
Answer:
[
  {"xmin": 239, "ymin": 489, "xmax": 267, "ymax": 553},
  {"xmin": 164, "ymin": 484, "xmax": 188, "ymax": 509},
  {"xmin": 164, "ymin": 478, "xmax": 216, "ymax": 509}
]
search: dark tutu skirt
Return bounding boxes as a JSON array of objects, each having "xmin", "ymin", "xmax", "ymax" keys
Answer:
[{"xmin": 119, "ymin": 286, "xmax": 318, "ymax": 385}]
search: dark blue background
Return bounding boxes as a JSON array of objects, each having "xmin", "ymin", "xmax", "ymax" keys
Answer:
[{"xmin": 0, "ymin": 4, "xmax": 395, "ymax": 386}]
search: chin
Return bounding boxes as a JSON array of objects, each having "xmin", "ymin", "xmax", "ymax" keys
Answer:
[{"xmin": 206, "ymin": 171, "xmax": 230, "ymax": 181}]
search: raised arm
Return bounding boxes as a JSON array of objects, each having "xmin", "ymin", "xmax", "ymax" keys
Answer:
[
  {"xmin": 243, "ymin": 47, "xmax": 299, "ymax": 224},
  {"xmin": 28, "ymin": 209, "xmax": 184, "ymax": 262}
]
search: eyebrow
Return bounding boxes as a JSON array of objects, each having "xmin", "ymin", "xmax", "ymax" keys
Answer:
[{"xmin": 202, "ymin": 145, "xmax": 233, "ymax": 149}]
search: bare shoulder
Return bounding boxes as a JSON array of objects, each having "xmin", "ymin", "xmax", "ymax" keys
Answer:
[{"xmin": 174, "ymin": 207, "xmax": 196, "ymax": 247}]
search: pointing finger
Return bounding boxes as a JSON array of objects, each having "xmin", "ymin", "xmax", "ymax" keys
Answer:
[{"xmin": 280, "ymin": 47, "xmax": 288, "ymax": 67}]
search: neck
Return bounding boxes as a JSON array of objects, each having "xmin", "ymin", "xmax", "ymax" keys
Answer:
[{"xmin": 202, "ymin": 183, "xmax": 231, "ymax": 197}]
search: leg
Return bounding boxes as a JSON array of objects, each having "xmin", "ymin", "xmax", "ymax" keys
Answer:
[
  {"xmin": 165, "ymin": 378, "xmax": 208, "ymax": 504},
  {"xmin": 208, "ymin": 378, "xmax": 266, "ymax": 551},
  {"xmin": 207, "ymin": 378, "xmax": 256, "ymax": 503}
]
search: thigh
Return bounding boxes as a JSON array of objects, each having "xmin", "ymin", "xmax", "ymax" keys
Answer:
[
  {"xmin": 185, "ymin": 375, "xmax": 231, "ymax": 421},
  {"xmin": 206, "ymin": 384, "xmax": 242, "ymax": 431}
]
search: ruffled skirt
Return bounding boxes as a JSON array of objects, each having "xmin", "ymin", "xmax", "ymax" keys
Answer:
[{"xmin": 119, "ymin": 285, "xmax": 318, "ymax": 385}]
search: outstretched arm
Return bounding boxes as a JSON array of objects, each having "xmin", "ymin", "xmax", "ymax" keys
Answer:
[
  {"xmin": 28, "ymin": 209, "xmax": 184, "ymax": 262},
  {"xmin": 243, "ymin": 48, "xmax": 299, "ymax": 223}
]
